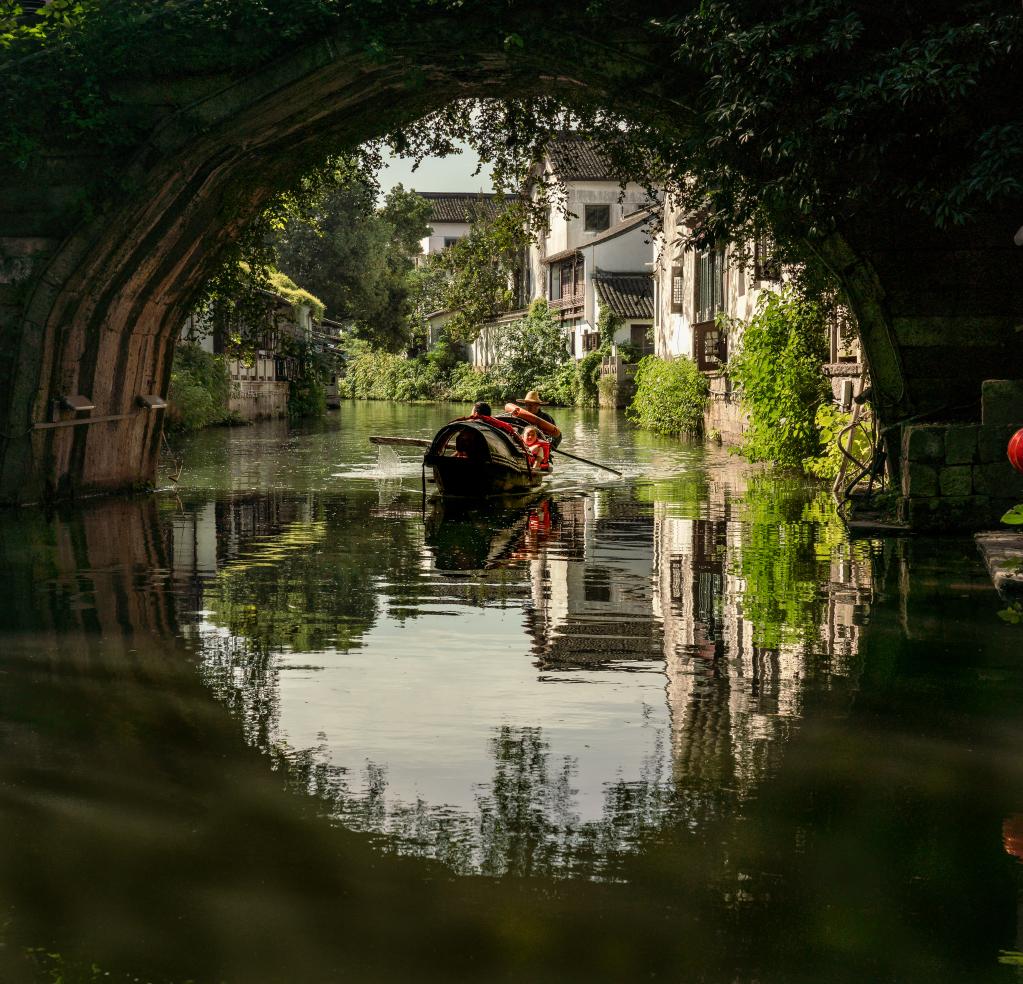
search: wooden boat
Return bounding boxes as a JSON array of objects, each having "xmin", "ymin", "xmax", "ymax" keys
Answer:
[{"xmin": 423, "ymin": 419, "xmax": 547, "ymax": 498}]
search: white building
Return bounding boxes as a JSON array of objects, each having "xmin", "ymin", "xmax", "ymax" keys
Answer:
[
  {"xmin": 180, "ymin": 291, "xmax": 342, "ymax": 421},
  {"xmin": 471, "ymin": 136, "xmax": 659, "ymax": 367},
  {"xmin": 652, "ymin": 197, "xmax": 782, "ymax": 370},
  {"xmin": 651, "ymin": 196, "xmax": 863, "ymax": 439},
  {"xmin": 530, "ymin": 137, "xmax": 659, "ymax": 359}
]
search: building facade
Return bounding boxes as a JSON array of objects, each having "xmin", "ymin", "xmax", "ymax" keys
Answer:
[{"xmin": 181, "ymin": 292, "xmax": 343, "ymax": 422}]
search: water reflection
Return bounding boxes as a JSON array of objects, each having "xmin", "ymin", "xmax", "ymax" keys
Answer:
[
  {"xmin": 166, "ymin": 453, "xmax": 875, "ymax": 882},
  {"xmin": 4, "ymin": 409, "xmax": 1023, "ymax": 981}
]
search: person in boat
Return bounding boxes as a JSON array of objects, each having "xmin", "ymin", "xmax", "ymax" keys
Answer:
[
  {"xmin": 504, "ymin": 389, "xmax": 562, "ymax": 449},
  {"xmin": 521, "ymin": 425, "xmax": 552, "ymax": 471}
]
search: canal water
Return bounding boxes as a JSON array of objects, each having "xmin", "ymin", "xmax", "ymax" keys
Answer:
[{"xmin": 1, "ymin": 401, "xmax": 1022, "ymax": 983}]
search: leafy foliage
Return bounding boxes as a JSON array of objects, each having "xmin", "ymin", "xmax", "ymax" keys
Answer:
[
  {"xmin": 267, "ymin": 269, "xmax": 325, "ymax": 322},
  {"xmin": 496, "ymin": 299, "xmax": 571, "ymax": 402},
  {"xmin": 596, "ymin": 305, "xmax": 620, "ymax": 349},
  {"xmin": 430, "ymin": 202, "xmax": 531, "ymax": 344},
  {"xmin": 340, "ymin": 345, "xmax": 444, "ymax": 402},
  {"xmin": 167, "ymin": 343, "xmax": 233, "ymax": 432},
  {"xmin": 285, "ymin": 340, "xmax": 333, "ymax": 419},
  {"xmin": 277, "ymin": 174, "xmax": 431, "ymax": 350},
  {"xmin": 575, "ymin": 349, "xmax": 605, "ymax": 408},
  {"xmin": 445, "ymin": 361, "xmax": 504, "ymax": 404},
  {"xmin": 734, "ymin": 474, "xmax": 857, "ymax": 649},
  {"xmin": 805, "ymin": 402, "xmax": 873, "ymax": 481},
  {"xmin": 728, "ymin": 289, "xmax": 831, "ymax": 467},
  {"xmin": 4, "ymin": 0, "xmax": 1021, "ymax": 245},
  {"xmin": 339, "ymin": 299, "xmax": 583, "ymax": 407},
  {"xmin": 626, "ymin": 355, "xmax": 708, "ymax": 437}
]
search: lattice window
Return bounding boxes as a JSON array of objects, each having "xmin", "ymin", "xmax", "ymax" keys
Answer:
[
  {"xmin": 695, "ymin": 321, "xmax": 727, "ymax": 372},
  {"xmin": 671, "ymin": 266, "xmax": 685, "ymax": 313},
  {"xmin": 754, "ymin": 233, "xmax": 781, "ymax": 282}
]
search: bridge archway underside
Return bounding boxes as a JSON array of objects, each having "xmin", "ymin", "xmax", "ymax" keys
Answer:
[{"xmin": 0, "ymin": 16, "xmax": 1021, "ymax": 506}]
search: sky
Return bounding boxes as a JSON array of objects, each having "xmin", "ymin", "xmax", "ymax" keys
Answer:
[{"xmin": 375, "ymin": 140, "xmax": 494, "ymax": 195}]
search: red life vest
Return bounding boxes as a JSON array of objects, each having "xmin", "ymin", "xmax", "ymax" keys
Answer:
[{"xmin": 526, "ymin": 439, "xmax": 551, "ymax": 470}]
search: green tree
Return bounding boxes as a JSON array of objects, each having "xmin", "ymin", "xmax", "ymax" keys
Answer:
[
  {"xmin": 497, "ymin": 299, "xmax": 572, "ymax": 403},
  {"xmin": 433, "ymin": 201, "xmax": 530, "ymax": 344},
  {"xmin": 277, "ymin": 177, "xmax": 431, "ymax": 351}
]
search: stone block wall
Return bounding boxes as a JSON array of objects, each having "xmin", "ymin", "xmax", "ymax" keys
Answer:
[
  {"xmin": 898, "ymin": 380, "xmax": 1023, "ymax": 530},
  {"xmin": 229, "ymin": 380, "xmax": 289, "ymax": 421},
  {"xmin": 703, "ymin": 371, "xmax": 746, "ymax": 445}
]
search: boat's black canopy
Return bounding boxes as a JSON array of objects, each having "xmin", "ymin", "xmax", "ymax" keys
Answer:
[{"xmin": 428, "ymin": 420, "xmax": 529, "ymax": 474}]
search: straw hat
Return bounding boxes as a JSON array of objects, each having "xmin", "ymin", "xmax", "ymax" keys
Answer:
[{"xmin": 517, "ymin": 390, "xmax": 546, "ymax": 406}]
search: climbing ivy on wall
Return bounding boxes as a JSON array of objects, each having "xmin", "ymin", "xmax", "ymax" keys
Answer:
[{"xmin": 727, "ymin": 289, "xmax": 831, "ymax": 468}]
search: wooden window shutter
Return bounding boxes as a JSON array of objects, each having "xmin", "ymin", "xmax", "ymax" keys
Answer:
[{"xmin": 712, "ymin": 248, "xmax": 724, "ymax": 314}]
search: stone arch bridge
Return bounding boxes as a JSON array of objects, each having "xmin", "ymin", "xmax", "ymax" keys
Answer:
[{"xmin": 0, "ymin": 6, "xmax": 1021, "ymax": 526}]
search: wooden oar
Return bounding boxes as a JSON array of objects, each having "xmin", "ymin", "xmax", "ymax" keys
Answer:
[
  {"xmin": 370, "ymin": 436, "xmax": 431, "ymax": 448},
  {"xmin": 551, "ymin": 447, "xmax": 622, "ymax": 476}
]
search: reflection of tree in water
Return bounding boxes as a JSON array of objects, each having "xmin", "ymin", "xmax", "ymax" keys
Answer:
[
  {"xmin": 189, "ymin": 490, "xmax": 472, "ymax": 656},
  {"xmin": 269, "ymin": 721, "xmax": 685, "ymax": 882},
  {"xmin": 734, "ymin": 474, "xmax": 871, "ymax": 651},
  {"xmin": 190, "ymin": 478, "xmax": 874, "ymax": 882}
]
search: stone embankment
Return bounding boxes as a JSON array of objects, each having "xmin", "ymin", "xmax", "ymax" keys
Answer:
[{"xmin": 899, "ymin": 380, "xmax": 1023, "ymax": 531}]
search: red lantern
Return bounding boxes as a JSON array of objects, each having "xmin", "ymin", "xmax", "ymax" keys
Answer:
[{"xmin": 1009, "ymin": 428, "xmax": 1023, "ymax": 474}]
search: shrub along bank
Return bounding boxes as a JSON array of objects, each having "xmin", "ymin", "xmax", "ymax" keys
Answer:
[
  {"xmin": 626, "ymin": 355, "xmax": 709, "ymax": 437},
  {"xmin": 340, "ymin": 300, "xmax": 601, "ymax": 409},
  {"xmin": 621, "ymin": 288, "xmax": 865, "ymax": 482},
  {"xmin": 166, "ymin": 344, "xmax": 234, "ymax": 432}
]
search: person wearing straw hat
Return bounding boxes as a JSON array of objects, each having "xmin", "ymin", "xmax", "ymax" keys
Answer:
[{"xmin": 505, "ymin": 389, "xmax": 562, "ymax": 449}]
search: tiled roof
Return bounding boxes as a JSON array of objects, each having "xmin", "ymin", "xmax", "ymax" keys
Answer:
[
  {"xmin": 545, "ymin": 137, "xmax": 619, "ymax": 181},
  {"xmin": 593, "ymin": 272, "xmax": 655, "ymax": 321},
  {"xmin": 417, "ymin": 192, "xmax": 503, "ymax": 224}
]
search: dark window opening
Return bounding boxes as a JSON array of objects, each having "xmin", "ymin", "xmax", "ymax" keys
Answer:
[
  {"xmin": 630, "ymin": 323, "xmax": 653, "ymax": 355},
  {"xmin": 754, "ymin": 234, "xmax": 781, "ymax": 282},
  {"xmin": 584, "ymin": 204, "xmax": 611, "ymax": 233},
  {"xmin": 550, "ymin": 255, "xmax": 583, "ymax": 303},
  {"xmin": 584, "ymin": 568, "xmax": 612, "ymax": 603}
]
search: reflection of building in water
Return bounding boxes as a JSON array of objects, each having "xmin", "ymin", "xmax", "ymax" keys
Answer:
[
  {"xmin": 169, "ymin": 494, "xmax": 319, "ymax": 621},
  {"xmin": 653, "ymin": 486, "xmax": 873, "ymax": 794},
  {"xmin": 526, "ymin": 494, "xmax": 664, "ymax": 670},
  {"xmin": 524, "ymin": 478, "xmax": 873, "ymax": 800}
]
